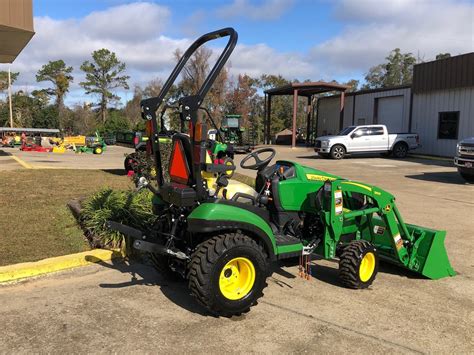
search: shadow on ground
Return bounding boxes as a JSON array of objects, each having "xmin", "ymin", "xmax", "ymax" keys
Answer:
[
  {"xmin": 406, "ymin": 171, "xmax": 467, "ymax": 185},
  {"xmin": 87, "ymin": 253, "xmax": 426, "ymax": 317},
  {"xmin": 88, "ymin": 257, "xmax": 209, "ymax": 316},
  {"xmin": 0, "ymin": 149, "xmax": 12, "ymax": 156},
  {"xmin": 102, "ymin": 169, "xmax": 128, "ymax": 176}
]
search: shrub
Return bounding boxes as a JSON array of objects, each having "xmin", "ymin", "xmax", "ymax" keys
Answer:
[{"xmin": 80, "ymin": 188, "xmax": 154, "ymax": 249}]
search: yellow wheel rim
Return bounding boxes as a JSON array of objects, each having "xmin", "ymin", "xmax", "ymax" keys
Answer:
[
  {"xmin": 219, "ymin": 257, "xmax": 256, "ymax": 300},
  {"xmin": 225, "ymin": 160, "xmax": 234, "ymax": 177},
  {"xmin": 359, "ymin": 252, "xmax": 375, "ymax": 282},
  {"xmin": 96, "ymin": 148, "xmax": 102, "ymax": 154}
]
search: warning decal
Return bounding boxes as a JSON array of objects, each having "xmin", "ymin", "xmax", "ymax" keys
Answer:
[
  {"xmin": 334, "ymin": 190, "xmax": 343, "ymax": 215},
  {"xmin": 393, "ymin": 233, "xmax": 403, "ymax": 250}
]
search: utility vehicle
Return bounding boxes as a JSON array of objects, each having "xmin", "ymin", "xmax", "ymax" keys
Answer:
[
  {"xmin": 108, "ymin": 28, "xmax": 455, "ymax": 317},
  {"xmin": 314, "ymin": 124, "xmax": 420, "ymax": 159}
]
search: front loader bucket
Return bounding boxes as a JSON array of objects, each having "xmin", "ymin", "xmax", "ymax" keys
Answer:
[{"xmin": 406, "ymin": 226, "xmax": 456, "ymax": 279}]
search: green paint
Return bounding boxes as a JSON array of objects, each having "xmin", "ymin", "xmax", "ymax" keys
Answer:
[{"xmin": 188, "ymin": 203, "xmax": 277, "ymax": 255}]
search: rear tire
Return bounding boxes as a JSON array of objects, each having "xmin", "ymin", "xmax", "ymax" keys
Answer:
[
  {"xmin": 330, "ymin": 145, "xmax": 346, "ymax": 160},
  {"xmin": 188, "ymin": 232, "xmax": 268, "ymax": 317},
  {"xmin": 392, "ymin": 142, "xmax": 408, "ymax": 158},
  {"xmin": 149, "ymin": 253, "xmax": 182, "ymax": 281},
  {"xmin": 339, "ymin": 240, "xmax": 378, "ymax": 289}
]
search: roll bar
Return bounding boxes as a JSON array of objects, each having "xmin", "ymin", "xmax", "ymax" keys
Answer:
[
  {"xmin": 140, "ymin": 27, "xmax": 238, "ymax": 123},
  {"xmin": 141, "ymin": 28, "xmax": 238, "ymax": 188}
]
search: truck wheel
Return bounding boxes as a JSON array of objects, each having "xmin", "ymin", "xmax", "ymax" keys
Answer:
[
  {"xmin": 392, "ymin": 142, "xmax": 408, "ymax": 158},
  {"xmin": 459, "ymin": 171, "xmax": 474, "ymax": 183},
  {"xmin": 339, "ymin": 240, "xmax": 378, "ymax": 289},
  {"xmin": 330, "ymin": 145, "xmax": 346, "ymax": 160},
  {"xmin": 188, "ymin": 232, "xmax": 268, "ymax": 317},
  {"xmin": 94, "ymin": 147, "xmax": 103, "ymax": 155}
]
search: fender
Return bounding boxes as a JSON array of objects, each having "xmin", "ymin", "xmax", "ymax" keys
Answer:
[{"xmin": 187, "ymin": 202, "xmax": 277, "ymax": 259}]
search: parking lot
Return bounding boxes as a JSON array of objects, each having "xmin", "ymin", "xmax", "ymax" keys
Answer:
[{"xmin": 1, "ymin": 146, "xmax": 473, "ymax": 353}]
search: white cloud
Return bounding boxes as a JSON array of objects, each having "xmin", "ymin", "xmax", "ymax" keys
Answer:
[
  {"xmin": 216, "ymin": 0, "xmax": 295, "ymax": 20},
  {"xmin": 230, "ymin": 43, "xmax": 315, "ymax": 78},
  {"xmin": 2, "ymin": 0, "xmax": 472, "ymax": 107},
  {"xmin": 311, "ymin": 0, "xmax": 474, "ymax": 76}
]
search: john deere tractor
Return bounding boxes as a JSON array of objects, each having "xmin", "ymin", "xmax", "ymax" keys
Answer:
[
  {"xmin": 108, "ymin": 28, "xmax": 455, "ymax": 317},
  {"xmin": 220, "ymin": 114, "xmax": 252, "ymax": 153}
]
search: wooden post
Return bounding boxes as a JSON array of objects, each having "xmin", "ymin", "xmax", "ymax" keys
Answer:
[
  {"xmin": 8, "ymin": 66, "xmax": 13, "ymax": 128},
  {"xmin": 339, "ymin": 91, "xmax": 345, "ymax": 131},
  {"xmin": 306, "ymin": 96, "xmax": 311, "ymax": 146},
  {"xmin": 292, "ymin": 89, "xmax": 298, "ymax": 148},
  {"xmin": 267, "ymin": 94, "xmax": 272, "ymax": 144}
]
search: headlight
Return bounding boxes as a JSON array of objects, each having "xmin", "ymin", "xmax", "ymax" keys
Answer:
[
  {"xmin": 321, "ymin": 141, "xmax": 329, "ymax": 147},
  {"xmin": 457, "ymin": 144, "xmax": 461, "ymax": 153}
]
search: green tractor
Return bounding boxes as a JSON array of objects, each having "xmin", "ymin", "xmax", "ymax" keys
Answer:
[
  {"xmin": 108, "ymin": 28, "xmax": 455, "ymax": 317},
  {"xmin": 220, "ymin": 114, "xmax": 253, "ymax": 153},
  {"xmin": 76, "ymin": 132, "xmax": 106, "ymax": 155}
]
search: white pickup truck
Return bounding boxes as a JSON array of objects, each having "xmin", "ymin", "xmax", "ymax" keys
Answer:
[{"xmin": 314, "ymin": 125, "xmax": 420, "ymax": 159}]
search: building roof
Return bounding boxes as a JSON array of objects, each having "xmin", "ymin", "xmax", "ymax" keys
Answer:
[
  {"xmin": 264, "ymin": 81, "xmax": 349, "ymax": 97},
  {"xmin": 0, "ymin": 127, "xmax": 60, "ymax": 133},
  {"xmin": 412, "ymin": 52, "xmax": 474, "ymax": 94},
  {"xmin": 0, "ymin": 0, "xmax": 35, "ymax": 63}
]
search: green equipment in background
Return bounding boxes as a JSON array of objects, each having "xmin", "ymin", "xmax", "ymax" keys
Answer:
[
  {"xmin": 220, "ymin": 114, "xmax": 253, "ymax": 153},
  {"xmin": 76, "ymin": 132, "xmax": 106, "ymax": 154}
]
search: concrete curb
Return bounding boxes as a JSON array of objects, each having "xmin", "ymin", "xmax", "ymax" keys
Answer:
[
  {"xmin": 0, "ymin": 249, "xmax": 123, "ymax": 283},
  {"xmin": 408, "ymin": 154, "xmax": 452, "ymax": 162}
]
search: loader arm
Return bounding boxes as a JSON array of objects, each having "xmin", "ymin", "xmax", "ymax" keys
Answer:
[{"xmin": 319, "ymin": 179, "xmax": 455, "ymax": 279}]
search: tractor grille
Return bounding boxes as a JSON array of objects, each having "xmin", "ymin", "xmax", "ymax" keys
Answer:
[
  {"xmin": 314, "ymin": 140, "xmax": 321, "ymax": 148},
  {"xmin": 459, "ymin": 145, "xmax": 474, "ymax": 157}
]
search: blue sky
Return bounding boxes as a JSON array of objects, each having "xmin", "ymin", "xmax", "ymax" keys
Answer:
[{"xmin": 3, "ymin": 0, "xmax": 473, "ymax": 106}]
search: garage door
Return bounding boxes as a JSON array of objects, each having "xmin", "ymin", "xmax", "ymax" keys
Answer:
[{"xmin": 377, "ymin": 96, "xmax": 404, "ymax": 132}]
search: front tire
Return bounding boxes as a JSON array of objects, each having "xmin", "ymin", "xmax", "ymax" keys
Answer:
[
  {"xmin": 330, "ymin": 145, "xmax": 346, "ymax": 160},
  {"xmin": 339, "ymin": 240, "xmax": 378, "ymax": 289},
  {"xmin": 188, "ymin": 233, "xmax": 268, "ymax": 317},
  {"xmin": 459, "ymin": 171, "xmax": 474, "ymax": 183}
]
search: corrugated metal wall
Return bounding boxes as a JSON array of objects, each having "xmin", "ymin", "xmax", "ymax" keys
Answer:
[
  {"xmin": 411, "ymin": 87, "xmax": 474, "ymax": 157},
  {"xmin": 413, "ymin": 53, "xmax": 474, "ymax": 93},
  {"xmin": 317, "ymin": 96, "xmax": 353, "ymax": 135},
  {"xmin": 317, "ymin": 87, "xmax": 411, "ymax": 136}
]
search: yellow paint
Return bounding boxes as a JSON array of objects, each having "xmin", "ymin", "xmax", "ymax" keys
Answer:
[
  {"xmin": 63, "ymin": 135, "xmax": 86, "ymax": 146},
  {"xmin": 11, "ymin": 155, "xmax": 34, "ymax": 169},
  {"xmin": 0, "ymin": 249, "xmax": 123, "ymax": 283},
  {"xmin": 306, "ymin": 174, "xmax": 336, "ymax": 182},
  {"xmin": 52, "ymin": 146, "xmax": 66, "ymax": 154},
  {"xmin": 342, "ymin": 181, "xmax": 372, "ymax": 192},
  {"xmin": 359, "ymin": 252, "xmax": 375, "ymax": 282},
  {"xmin": 219, "ymin": 257, "xmax": 256, "ymax": 300}
]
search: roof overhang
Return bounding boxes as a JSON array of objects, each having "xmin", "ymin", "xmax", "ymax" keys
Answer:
[
  {"xmin": 264, "ymin": 81, "xmax": 349, "ymax": 97},
  {"xmin": 0, "ymin": 24, "xmax": 35, "ymax": 63},
  {"xmin": 0, "ymin": 0, "xmax": 35, "ymax": 63}
]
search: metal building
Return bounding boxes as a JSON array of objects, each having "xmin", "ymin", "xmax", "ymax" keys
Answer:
[
  {"xmin": 411, "ymin": 53, "xmax": 474, "ymax": 156},
  {"xmin": 317, "ymin": 85, "xmax": 411, "ymax": 136},
  {"xmin": 316, "ymin": 52, "xmax": 474, "ymax": 157}
]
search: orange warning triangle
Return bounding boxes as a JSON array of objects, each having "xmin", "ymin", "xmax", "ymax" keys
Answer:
[{"xmin": 169, "ymin": 140, "xmax": 190, "ymax": 184}]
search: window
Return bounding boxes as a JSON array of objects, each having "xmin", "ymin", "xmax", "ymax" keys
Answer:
[
  {"xmin": 353, "ymin": 128, "xmax": 369, "ymax": 137},
  {"xmin": 369, "ymin": 127, "xmax": 385, "ymax": 135},
  {"xmin": 438, "ymin": 112, "xmax": 459, "ymax": 139}
]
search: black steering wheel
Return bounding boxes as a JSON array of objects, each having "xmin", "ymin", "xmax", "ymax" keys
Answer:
[{"xmin": 240, "ymin": 147, "xmax": 276, "ymax": 170}]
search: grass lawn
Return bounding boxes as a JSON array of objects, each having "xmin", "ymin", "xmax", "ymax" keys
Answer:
[{"xmin": 0, "ymin": 169, "xmax": 132, "ymax": 266}]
